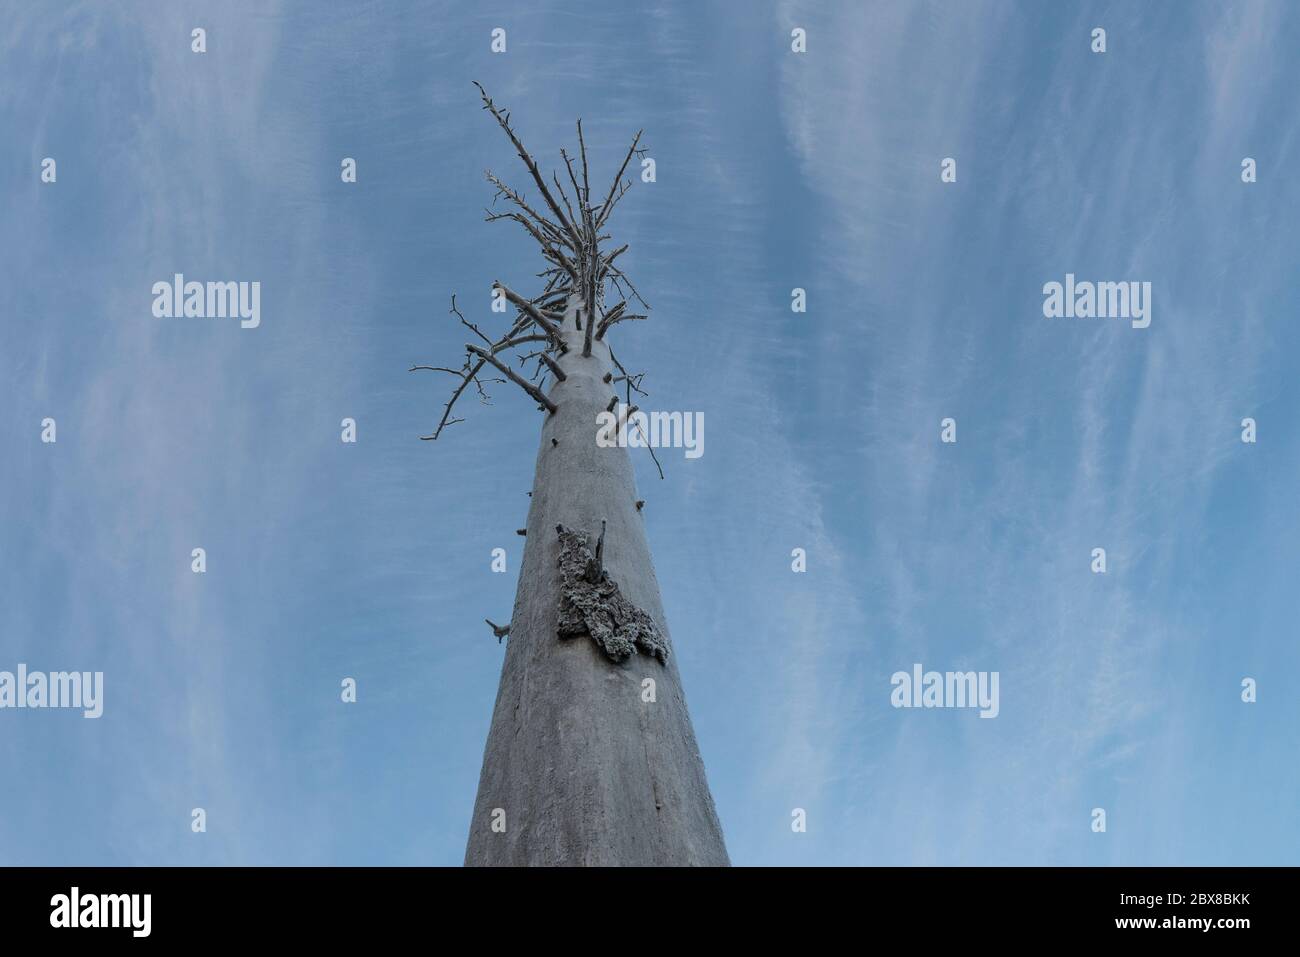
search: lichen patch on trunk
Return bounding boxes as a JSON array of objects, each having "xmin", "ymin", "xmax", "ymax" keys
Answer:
[{"xmin": 555, "ymin": 524, "xmax": 669, "ymax": 664}]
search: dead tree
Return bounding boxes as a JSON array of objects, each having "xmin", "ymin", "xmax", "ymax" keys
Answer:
[{"xmin": 412, "ymin": 85, "xmax": 728, "ymax": 866}]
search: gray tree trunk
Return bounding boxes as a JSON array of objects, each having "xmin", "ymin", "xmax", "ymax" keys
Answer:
[{"xmin": 464, "ymin": 298, "xmax": 730, "ymax": 866}]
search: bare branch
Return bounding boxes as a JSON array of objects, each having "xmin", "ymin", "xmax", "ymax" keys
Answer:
[
  {"xmin": 485, "ymin": 171, "xmax": 573, "ymax": 250},
  {"xmin": 551, "ymin": 170, "xmax": 581, "ymax": 237},
  {"xmin": 606, "ymin": 359, "xmax": 665, "ymax": 480},
  {"xmin": 495, "ymin": 333, "xmax": 552, "ymax": 354},
  {"xmin": 636, "ymin": 421, "xmax": 666, "ymax": 481},
  {"xmin": 537, "ymin": 351, "xmax": 567, "ymax": 382},
  {"xmin": 605, "ymin": 262, "xmax": 650, "ymax": 309},
  {"xmin": 470, "ymin": 372, "xmax": 505, "ymax": 403},
  {"xmin": 612, "ymin": 371, "xmax": 649, "ymax": 399},
  {"xmin": 598, "ymin": 307, "xmax": 647, "ymax": 338},
  {"xmin": 596, "ymin": 179, "xmax": 633, "ymax": 229},
  {"xmin": 600, "ymin": 244, "xmax": 629, "ymax": 277},
  {"xmin": 576, "ymin": 119, "xmax": 591, "ymax": 204},
  {"xmin": 427, "ymin": 417, "xmax": 463, "ymax": 436},
  {"xmin": 533, "ymin": 288, "xmax": 572, "ymax": 310},
  {"xmin": 606, "ymin": 348, "xmax": 661, "ymax": 480},
  {"xmin": 450, "ymin": 294, "xmax": 492, "ymax": 346},
  {"xmin": 561, "ymin": 149, "xmax": 585, "ymax": 221},
  {"xmin": 486, "ymin": 209, "xmax": 579, "ymax": 282},
  {"xmin": 495, "ymin": 282, "xmax": 565, "ymax": 346},
  {"xmin": 420, "ymin": 357, "xmax": 487, "ymax": 441},
  {"xmin": 582, "ymin": 289, "xmax": 597, "ymax": 357},
  {"xmin": 474, "ymin": 82, "xmax": 583, "ymax": 248},
  {"xmin": 594, "ymin": 301, "xmax": 626, "ymax": 339},
  {"xmin": 596, "ymin": 130, "xmax": 643, "ymax": 229},
  {"xmin": 467, "ymin": 344, "xmax": 558, "ymax": 414}
]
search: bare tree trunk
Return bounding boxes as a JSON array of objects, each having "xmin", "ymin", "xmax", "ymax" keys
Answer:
[
  {"xmin": 464, "ymin": 297, "xmax": 729, "ymax": 866},
  {"xmin": 412, "ymin": 86, "xmax": 726, "ymax": 865}
]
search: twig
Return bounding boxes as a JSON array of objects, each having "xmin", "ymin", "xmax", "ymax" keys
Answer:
[
  {"xmin": 474, "ymin": 82, "xmax": 583, "ymax": 248},
  {"xmin": 467, "ymin": 344, "xmax": 558, "ymax": 413},
  {"xmin": 495, "ymin": 282, "xmax": 565, "ymax": 346},
  {"xmin": 450, "ymin": 294, "xmax": 492, "ymax": 346},
  {"xmin": 419, "ymin": 357, "xmax": 487, "ymax": 441},
  {"xmin": 596, "ymin": 130, "xmax": 643, "ymax": 230}
]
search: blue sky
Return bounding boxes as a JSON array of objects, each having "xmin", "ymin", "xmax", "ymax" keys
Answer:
[{"xmin": 1, "ymin": 0, "xmax": 1296, "ymax": 866}]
